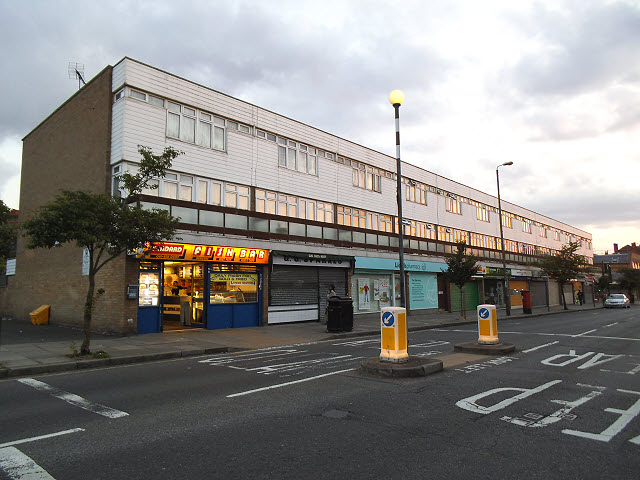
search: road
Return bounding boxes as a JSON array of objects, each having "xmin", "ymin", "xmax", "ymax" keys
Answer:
[{"xmin": 1, "ymin": 308, "xmax": 638, "ymax": 479}]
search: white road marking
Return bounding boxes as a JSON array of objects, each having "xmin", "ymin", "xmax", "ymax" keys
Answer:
[
  {"xmin": 227, "ymin": 368, "xmax": 356, "ymax": 397},
  {"xmin": 199, "ymin": 349, "xmax": 303, "ymax": 365},
  {"xmin": 443, "ymin": 329, "xmax": 640, "ymax": 342},
  {"xmin": 603, "ymin": 322, "xmax": 618, "ymax": 328},
  {"xmin": 522, "ymin": 341, "xmax": 559, "ymax": 353},
  {"xmin": 0, "ymin": 429, "xmax": 84, "ymax": 449},
  {"xmin": 17, "ymin": 379, "xmax": 128, "ymax": 419},
  {"xmin": 563, "ymin": 389, "xmax": 640, "ymax": 443},
  {"xmin": 573, "ymin": 329, "xmax": 597, "ymax": 337},
  {"xmin": 456, "ymin": 380, "xmax": 562, "ymax": 414},
  {"xmin": 0, "ymin": 447, "xmax": 56, "ymax": 480}
]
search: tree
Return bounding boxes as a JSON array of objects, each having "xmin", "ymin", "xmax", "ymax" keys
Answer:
[
  {"xmin": 22, "ymin": 146, "xmax": 182, "ymax": 355},
  {"xmin": 597, "ymin": 274, "xmax": 612, "ymax": 299},
  {"xmin": 536, "ymin": 241, "xmax": 588, "ymax": 310},
  {"xmin": 0, "ymin": 199, "xmax": 17, "ymax": 270},
  {"xmin": 618, "ymin": 267, "xmax": 640, "ymax": 302},
  {"xmin": 444, "ymin": 241, "xmax": 478, "ymax": 319}
]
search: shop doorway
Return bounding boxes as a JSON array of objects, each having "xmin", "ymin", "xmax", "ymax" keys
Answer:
[{"xmin": 162, "ymin": 262, "xmax": 206, "ymax": 330}]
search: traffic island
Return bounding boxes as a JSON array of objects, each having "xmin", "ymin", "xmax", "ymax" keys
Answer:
[
  {"xmin": 453, "ymin": 342, "xmax": 516, "ymax": 355},
  {"xmin": 360, "ymin": 357, "xmax": 443, "ymax": 378}
]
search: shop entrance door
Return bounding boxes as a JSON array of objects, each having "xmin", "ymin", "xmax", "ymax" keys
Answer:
[{"xmin": 162, "ymin": 262, "xmax": 206, "ymax": 330}]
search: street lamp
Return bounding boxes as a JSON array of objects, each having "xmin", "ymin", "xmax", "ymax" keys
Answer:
[
  {"xmin": 496, "ymin": 161, "xmax": 513, "ymax": 316},
  {"xmin": 389, "ymin": 89, "xmax": 406, "ymax": 308}
]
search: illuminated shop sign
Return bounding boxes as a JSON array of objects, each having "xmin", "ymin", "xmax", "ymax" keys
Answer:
[{"xmin": 140, "ymin": 243, "xmax": 269, "ymax": 264}]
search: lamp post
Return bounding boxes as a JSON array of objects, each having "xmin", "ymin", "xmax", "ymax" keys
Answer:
[
  {"xmin": 496, "ymin": 161, "xmax": 513, "ymax": 316},
  {"xmin": 389, "ymin": 89, "xmax": 406, "ymax": 308}
]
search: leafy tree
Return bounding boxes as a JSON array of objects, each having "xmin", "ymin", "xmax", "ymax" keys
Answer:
[
  {"xmin": 444, "ymin": 241, "xmax": 478, "ymax": 319},
  {"xmin": 0, "ymin": 200, "xmax": 17, "ymax": 271},
  {"xmin": 22, "ymin": 146, "xmax": 182, "ymax": 355},
  {"xmin": 618, "ymin": 267, "xmax": 640, "ymax": 302},
  {"xmin": 536, "ymin": 241, "xmax": 588, "ymax": 310},
  {"xmin": 596, "ymin": 274, "xmax": 612, "ymax": 299}
]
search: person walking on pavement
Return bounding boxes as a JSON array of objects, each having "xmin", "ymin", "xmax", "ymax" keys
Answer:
[{"xmin": 577, "ymin": 290, "xmax": 584, "ymax": 305}]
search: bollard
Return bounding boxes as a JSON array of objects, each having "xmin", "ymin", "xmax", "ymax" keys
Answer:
[
  {"xmin": 477, "ymin": 304, "xmax": 499, "ymax": 344},
  {"xmin": 380, "ymin": 307, "xmax": 408, "ymax": 363}
]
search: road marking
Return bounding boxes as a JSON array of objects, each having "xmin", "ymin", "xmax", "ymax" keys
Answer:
[
  {"xmin": 0, "ymin": 447, "xmax": 56, "ymax": 480},
  {"xmin": 199, "ymin": 349, "xmax": 304, "ymax": 365},
  {"xmin": 17, "ymin": 378, "xmax": 128, "ymax": 419},
  {"xmin": 563, "ymin": 389, "xmax": 640, "ymax": 443},
  {"xmin": 604, "ymin": 322, "xmax": 618, "ymax": 327},
  {"xmin": 447, "ymin": 329, "xmax": 640, "ymax": 342},
  {"xmin": 522, "ymin": 341, "xmax": 559, "ymax": 353},
  {"xmin": 227, "ymin": 368, "xmax": 355, "ymax": 398},
  {"xmin": 573, "ymin": 329, "xmax": 597, "ymax": 337},
  {"xmin": 0, "ymin": 429, "xmax": 84, "ymax": 449}
]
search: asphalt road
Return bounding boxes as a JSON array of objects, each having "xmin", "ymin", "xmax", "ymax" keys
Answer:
[{"xmin": 1, "ymin": 308, "xmax": 638, "ymax": 479}]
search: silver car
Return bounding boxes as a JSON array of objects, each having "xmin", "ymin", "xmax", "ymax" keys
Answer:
[{"xmin": 604, "ymin": 294, "xmax": 631, "ymax": 308}]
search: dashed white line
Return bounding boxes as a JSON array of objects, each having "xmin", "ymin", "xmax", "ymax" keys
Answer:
[
  {"xmin": 604, "ymin": 322, "xmax": 618, "ymax": 328},
  {"xmin": 0, "ymin": 429, "xmax": 84, "ymax": 449},
  {"xmin": 227, "ymin": 368, "xmax": 355, "ymax": 397},
  {"xmin": 17, "ymin": 378, "xmax": 128, "ymax": 419},
  {"xmin": 573, "ymin": 329, "xmax": 597, "ymax": 337},
  {"xmin": 0, "ymin": 447, "xmax": 56, "ymax": 480},
  {"xmin": 522, "ymin": 341, "xmax": 559, "ymax": 353}
]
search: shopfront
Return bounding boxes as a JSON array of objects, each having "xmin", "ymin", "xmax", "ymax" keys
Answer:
[
  {"xmin": 268, "ymin": 252, "xmax": 352, "ymax": 324},
  {"xmin": 136, "ymin": 242, "xmax": 268, "ymax": 333},
  {"xmin": 352, "ymin": 257, "xmax": 443, "ymax": 314}
]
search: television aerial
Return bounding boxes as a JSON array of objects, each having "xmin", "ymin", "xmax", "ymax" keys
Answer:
[{"xmin": 68, "ymin": 62, "xmax": 86, "ymax": 90}]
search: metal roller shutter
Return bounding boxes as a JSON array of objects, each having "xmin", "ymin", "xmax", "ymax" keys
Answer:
[
  {"xmin": 529, "ymin": 280, "xmax": 547, "ymax": 307},
  {"xmin": 270, "ymin": 266, "xmax": 318, "ymax": 306}
]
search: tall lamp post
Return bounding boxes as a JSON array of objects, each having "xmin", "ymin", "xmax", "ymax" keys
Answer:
[
  {"xmin": 496, "ymin": 161, "xmax": 513, "ymax": 316},
  {"xmin": 389, "ymin": 89, "xmax": 406, "ymax": 308}
]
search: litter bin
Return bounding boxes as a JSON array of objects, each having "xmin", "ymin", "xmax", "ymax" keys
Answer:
[
  {"xmin": 326, "ymin": 296, "xmax": 354, "ymax": 332},
  {"xmin": 30, "ymin": 305, "xmax": 51, "ymax": 325},
  {"xmin": 521, "ymin": 290, "xmax": 532, "ymax": 314}
]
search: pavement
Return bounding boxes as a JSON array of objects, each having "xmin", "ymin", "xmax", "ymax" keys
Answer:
[{"xmin": 0, "ymin": 303, "xmax": 604, "ymax": 378}]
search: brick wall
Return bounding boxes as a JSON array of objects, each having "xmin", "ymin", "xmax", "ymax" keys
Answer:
[{"xmin": 0, "ymin": 66, "xmax": 130, "ymax": 333}]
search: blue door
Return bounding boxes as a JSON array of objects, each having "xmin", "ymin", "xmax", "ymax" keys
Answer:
[{"xmin": 137, "ymin": 265, "xmax": 162, "ymax": 334}]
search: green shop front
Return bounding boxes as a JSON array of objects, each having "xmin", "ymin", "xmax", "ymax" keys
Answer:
[
  {"xmin": 352, "ymin": 257, "xmax": 443, "ymax": 314},
  {"xmin": 136, "ymin": 242, "xmax": 269, "ymax": 333}
]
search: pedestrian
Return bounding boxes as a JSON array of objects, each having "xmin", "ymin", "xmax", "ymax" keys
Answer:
[{"xmin": 577, "ymin": 290, "xmax": 584, "ymax": 305}]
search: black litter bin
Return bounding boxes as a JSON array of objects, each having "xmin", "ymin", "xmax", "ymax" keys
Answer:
[{"xmin": 327, "ymin": 296, "xmax": 353, "ymax": 332}]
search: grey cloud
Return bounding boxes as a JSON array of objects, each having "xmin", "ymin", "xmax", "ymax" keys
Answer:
[{"xmin": 507, "ymin": 2, "xmax": 640, "ymax": 97}]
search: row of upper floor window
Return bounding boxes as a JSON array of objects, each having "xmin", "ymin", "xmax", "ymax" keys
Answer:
[
  {"xmin": 113, "ymin": 162, "xmax": 592, "ymax": 257},
  {"xmin": 116, "ymin": 87, "xmax": 591, "ymax": 250}
]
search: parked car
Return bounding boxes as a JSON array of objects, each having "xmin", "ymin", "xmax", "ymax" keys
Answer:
[{"xmin": 604, "ymin": 294, "xmax": 631, "ymax": 309}]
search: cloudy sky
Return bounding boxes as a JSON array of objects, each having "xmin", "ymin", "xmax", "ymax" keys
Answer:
[{"xmin": 1, "ymin": 0, "xmax": 638, "ymax": 252}]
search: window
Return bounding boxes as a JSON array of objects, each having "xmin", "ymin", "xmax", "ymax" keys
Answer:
[
  {"xmin": 554, "ymin": 230, "xmax": 560, "ymax": 241},
  {"xmin": 256, "ymin": 189, "xmax": 277, "ymax": 215},
  {"xmin": 523, "ymin": 220, "xmax": 532, "ymax": 234},
  {"xmin": 130, "ymin": 90, "xmax": 146, "ymax": 101},
  {"xmin": 316, "ymin": 202, "xmax": 333, "ymax": 223},
  {"xmin": 337, "ymin": 206, "xmax": 366, "ymax": 228},
  {"xmin": 502, "ymin": 213, "xmax": 512, "ymax": 229},
  {"xmin": 114, "ymin": 89, "xmax": 124, "ymax": 102},
  {"xmin": 277, "ymin": 137, "xmax": 318, "ymax": 176},
  {"xmin": 539, "ymin": 226, "xmax": 547, "ymax": 238},
  {"xmin": 353, "ymin": 162, "xmax": 381, "ymax": 192},
  {"xmin": 224, "ymin": 184, "xmax": 250, "ymax": 210},
  {"xmin": 476, "ymin": 205, "xmax": 490, "ymax": 222},
  {"xmin": 277, "ymin": 194, "xmax": 298, "ymax": 218},
  {"xmin": 148, "ymin": 95, "xmax": 164, "ymax": 107},
  {"xmin": 404, "ymin": 179, "xmax": 427, "ymax": 205},
  {"xmin": 162, "ymin": 173, "xmax": 178, "ymax": 199},
  {"xmin": 179, "ymin": 175, "xmax": 193, "ymax": 201},
  {"xmin": 142, "ymin": 179, "xmax": 159, "ymax": 196},
  {"xmin": 197, "ymin": 180, "xmax": 208, "ymax": 203},
  {"xmin": 446, "ymin": 196, "xmax": 462, "ymax": 215},
  {"xmin": 165, "ymin": 101, "xmax": 226, "ymax": 151}
]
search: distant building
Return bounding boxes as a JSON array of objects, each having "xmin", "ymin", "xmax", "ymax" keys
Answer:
[
  {"xmin": 594, "ymin": 242, "xmax": 640, "ymax": 300},
  {"xmin": 0, "ymin": 58, "xmax": 593, "ymax": 334}
]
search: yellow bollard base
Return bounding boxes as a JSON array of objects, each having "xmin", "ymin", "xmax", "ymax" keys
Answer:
[
  {"xmin": 380, "ymin": 351, "xmax": 409, "ymax": 363},
  {"xmin": 478, "ymin": 336, "xmax": 500, "ymax": 345}
]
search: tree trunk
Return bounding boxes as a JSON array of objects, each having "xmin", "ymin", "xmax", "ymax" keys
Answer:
[
  {"xmin": 560, "ymin": 281, "xmax": 568, "ymax": 310},
  {"xmin": 80, "ymin": 273, "xmax": 95, "ymax": 355},
  {"xmin": 460, "ymin": 286, "xmax": 466, "ymax": 319}
]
